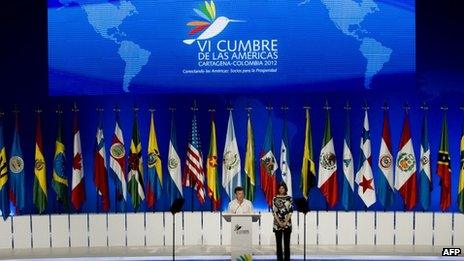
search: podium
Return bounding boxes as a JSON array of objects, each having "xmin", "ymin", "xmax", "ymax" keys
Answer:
[{"xmin": 222, "ymin": 213, "xmax": 261, "ymax": 260}]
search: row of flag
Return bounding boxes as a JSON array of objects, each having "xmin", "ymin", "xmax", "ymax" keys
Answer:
[
  {"xmin": 337, "ymin": 105, "xmax": 454, "ymax": 212},
  {"xmin": 0, "ymin": 103, "xmax": 464, "ymax": 220}
]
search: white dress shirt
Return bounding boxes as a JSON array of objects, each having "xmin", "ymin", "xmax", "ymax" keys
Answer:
[{"xmin": 228, "ymin": 199, "xmax": 254, "ymax": 214}]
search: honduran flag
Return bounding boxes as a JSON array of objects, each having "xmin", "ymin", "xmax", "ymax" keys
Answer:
[
  {"xmin": 377, "ymin": 110, "xmax": 394, "ymax": 209},
  {"xmin": 280, "ymin": 115, "xmax": 292, "ymax": 197},
  {"xmin": 341, "ymin": 110, "xmax": 354, "ymax": 211},
  {"xmin": 394, "ymin": 112, "xmax": 417, "ymax": 210}
]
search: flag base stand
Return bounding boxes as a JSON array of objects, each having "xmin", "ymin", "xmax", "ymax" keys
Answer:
[
  {"xmin": 295, "ymin": 198, "xmax": 309, "ymax": 261},
  {"xmin": 170, "ymin": 198, "xmax": 185, "ymax": 261},
  {"xmin": 302, "ymin": 212, "xmax": 308, "ymax": 261},
  {"xmin": 172, "ymin": 214, "xmax": 175, "ymax": 261}
]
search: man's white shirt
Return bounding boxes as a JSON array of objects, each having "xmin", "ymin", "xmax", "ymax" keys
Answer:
[{"xmin": 228, "ymin": 199, "xmax": 254, "ymax": 214}]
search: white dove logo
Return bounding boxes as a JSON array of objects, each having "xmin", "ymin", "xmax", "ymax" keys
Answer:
[{"xmin": 183, "ymin": 0, "xmax": 244, "ymax": 45}]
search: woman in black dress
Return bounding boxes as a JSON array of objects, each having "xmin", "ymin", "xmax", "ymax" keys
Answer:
[{"xmin": 272, "ymin": 182, "xmax": 293, "ymax": 261}]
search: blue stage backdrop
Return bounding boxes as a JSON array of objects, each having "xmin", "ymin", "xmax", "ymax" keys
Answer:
[
  {"xmin": 2, "ymin": 88, "xmax": 464, "ymax": 214},
  {"xmin": 48, "ymin": 0, "xmax": 415, "ymax": 94},
  {"xmin": 0, "ymin": 0, "xmax": 456, "ymax": 215}
]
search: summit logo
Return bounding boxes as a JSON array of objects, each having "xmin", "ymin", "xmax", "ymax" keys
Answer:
[
  {"xmin": 181, "ymin": 0, "xmax": 278, "ymax": 74},
  {"xmin": 183, "ymin": 0, "xmax": 244, "ymax": 45}
]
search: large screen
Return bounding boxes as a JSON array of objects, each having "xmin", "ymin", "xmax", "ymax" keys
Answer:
[{"xmin": 48, "ymin": 0, "xmax": 415, "ymax": 95}]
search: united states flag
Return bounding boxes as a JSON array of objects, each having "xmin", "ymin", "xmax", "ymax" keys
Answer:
[{"xmin": 183, "ymin": 113, "xmax": 206, "ymax": 204}]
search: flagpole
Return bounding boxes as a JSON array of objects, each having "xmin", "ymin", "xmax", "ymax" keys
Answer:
[
  {"xmin": 72, "ymin": 103, "xmax": 80, "ymax": 214},
  {"xmin": 12, "ymin": 106, "xmax": 20, "ymax": 215},
  {"xmin": 402, "ymin": 103, "xmax": 411, "ymax": 212},
  {"xmin": 403, "ymin": 103, "xmax": 411, "ymax": 112},
  {"xmin": 265, "ymin": 105, "xmax": 273, "ymax": 211},
  {"xmin": 361, "ymin": 102, "xmax": 370, "ymax": 212},
  {"xmin": 281, "ymin": 105, "xmax": 289, "ymax": 192},
  {"xmin": 0, "ymin": 111, "xmax": 6, "ymax": 216},
  {"xmin": 281, "ymin": 106, "xmax": 289, "ymax": 136},
  {"xmin": 96, "ymin": 107, "xmax": 104, "ymax": 213},
  {"xmin": 323, "ymin": 100, "xmax": 330, "ymax": 212},
  {"xmin": 55, "ymin": 105, "xmax": 64, "ymax": 214},
  {"xmin": 303, "ymin": 105, "xmax": 311, "ymax": 207},
  {"xmin": 419, "ymin": 102, "xmax": 429, "ymax": 213},
  {"xmin": 208, "ymin": 107, "xmax": 215, "ymax": 212},
  {"xmin": 149, "ymin": 107, "xmax": 156, "ymax": 213},
  {"xmin": 113, "ymin": 105, "xmax": 121, "ymax": 213},
  {"xmin": 190, "ymin": 100, "xmax": 198, "ymax": 211},
  {"xmin": 34, "ymin": 108, "xmax": 41, "ymax": 215},
  {"xmin": 439, "ymin": 104, "xmax": 449, "ymax": 213},
  {"xmin": 299, "ymin": 103, "xmax": 311, "ymax": 260},
  {"xmin": 245, "ymin": 105, "xmax": 253, "ymax": 203},
  {"xmin": 12, "ymin": 105, "xmax": 19, "ymax": 128},
  {"xmin": 381, "ymin": 102, "xmax": 390, "ymax": 212},
  {"xmin": 344, "ymin": 101, "xmax": 351, "ymax": 212},
  {"xmin": 169, "ymin": 106, "xmax": 176, "ymax": 212},
  {"xmin": 133, "ymin": 105, "xmax": 140, "ymax": 213},
  {"xmin": 226, "ymin": 101, "xmax": 234, "ymax": 111},
  {"xmin": 460, "ymin": 105, "xmax": 464, "ymax": 132},
  {"xmin": 226, "ymin": 104, "xmax": 234, "ymax": 204}
]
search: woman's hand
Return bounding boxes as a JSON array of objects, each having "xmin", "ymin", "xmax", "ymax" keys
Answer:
[{"xmin": 275, "ymin": 219, "xmax": 284, "ymax": 228}]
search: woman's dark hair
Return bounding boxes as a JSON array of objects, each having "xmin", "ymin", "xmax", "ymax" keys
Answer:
[
  {"xmin": 278, "ymin": 182, "xmax": 288, "ymax": 195},
  {"xmin": 234, "ymin": 186, "xmax": 244, "ymax": 194}
]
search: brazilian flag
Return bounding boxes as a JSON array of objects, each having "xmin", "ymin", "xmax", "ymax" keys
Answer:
[{"xmin": 52, "ymin": 112, "xmax": 68, "ymax": 209}]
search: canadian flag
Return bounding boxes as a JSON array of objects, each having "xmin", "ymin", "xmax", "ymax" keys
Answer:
[{"xmin": 71, "ymin": 110, "xmax": 85, "ymax": 211}]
